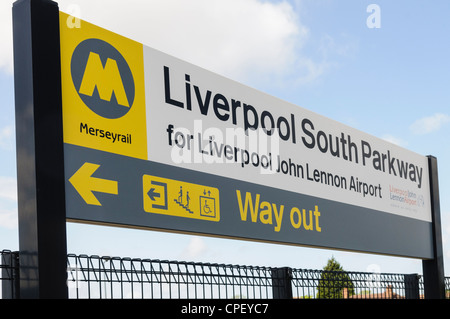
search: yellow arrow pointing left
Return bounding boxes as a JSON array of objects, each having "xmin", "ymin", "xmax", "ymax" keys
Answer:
[{"xmin": 69, "ymin": 162, "xmax": 118, "ymax": 206}]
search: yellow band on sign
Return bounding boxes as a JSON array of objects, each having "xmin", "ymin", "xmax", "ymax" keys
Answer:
[
  {"xmin": 59, "ymin": 12, "xmax": 147, "ymax": 160},
  {"xmin": 143, "ymin": 175, "xmax": 220, "ymax": 222}
]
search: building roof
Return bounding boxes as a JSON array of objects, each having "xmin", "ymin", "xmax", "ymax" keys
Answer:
[{"xmin": 342, "ymin": 286, "xmax": 405, "ymax": 299}]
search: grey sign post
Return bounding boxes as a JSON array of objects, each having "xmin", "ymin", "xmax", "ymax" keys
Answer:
[
  {"xmin": 422, "ymin": 156, "xmax": 445, "ymax": 299},
  {"xmin": 13, "ymin": 0, "xmax": 67, "ymax": 298}
]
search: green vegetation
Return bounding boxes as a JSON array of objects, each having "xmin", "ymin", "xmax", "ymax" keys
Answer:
[{"xmin": 316, "ymin": 256, "xmax": 355, "ymax": 299}]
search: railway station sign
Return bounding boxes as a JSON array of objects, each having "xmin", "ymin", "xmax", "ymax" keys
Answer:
[
  {"xmin": 13, "ymin": 0, "xmax": 446, "ymax": 299},
  {"xmin": 58, "ymin": 12, "xmax": 435, "ymax": 259}
]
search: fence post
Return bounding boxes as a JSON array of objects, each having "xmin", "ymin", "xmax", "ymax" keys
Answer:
[
  {"xmin": 1, "ymin": 251, "xmax": 20, "ymax": 299},
  {"xmin": 271, "ymin": 267, "xmax": 293, "ymax": 299},
  {"xmin": 404, "ymin": 274, "xmax": 420, "ymax": 299}
]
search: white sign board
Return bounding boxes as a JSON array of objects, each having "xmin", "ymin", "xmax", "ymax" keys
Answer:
[
  {"xmin": 145, "ymin": 50, "xmax": 431, "ymax": 223},
  {"xmin": 61, "ymin": 12, "xmax": 433, "ymax": 258}
]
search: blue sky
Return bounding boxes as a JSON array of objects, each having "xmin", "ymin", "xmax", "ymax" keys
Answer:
[{"xmin": 1, "ymin": 0, "xmax": 450, "ymax": 277}]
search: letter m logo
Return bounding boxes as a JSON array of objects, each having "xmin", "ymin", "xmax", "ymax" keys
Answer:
[
  {"xmin": 71, "ymin": 39, "xmax": 135, "ymax": 119},
  {"xmin": 79, "ymin": 52, "xmax": 129, "ymax": 107}
]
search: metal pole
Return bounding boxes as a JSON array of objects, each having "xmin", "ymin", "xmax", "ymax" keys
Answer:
[
  {"xmin": 13, "ymin": 0, "xmax": 67, "ymax": 298},
  {"xmin": 422, "ymin": 156, "xmax": 445, "ymax": 299},
  {"xmin": 271, "ymin": 267, "xmax": 293, "ymax": 299},
  {"xmin": 404, "ymin": 274, "xmax": 420, "ymax": 299},
  {"xmin": 1, "ymin": 251, "xmax": 20, "ymax": 299}
]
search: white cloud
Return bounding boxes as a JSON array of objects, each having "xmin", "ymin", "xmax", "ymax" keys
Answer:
[
  {"xmin": 0, "ymin": 125, "xmax": 14, "ymax": 150},
  {"xmin": 0, "ymin": 1, "xmax": 13, "ymax": 74},
  {"xmin": 181, "ymin": 236, "xmax": 207, "ymax": 259},
  {"xmin": 0, "ymin": 176, "xmax": 17, "ymax": 229},
  {"xmin": 54, "ymin": 0, "xmax": 324, "ymax": 85},
  {"xmin": 0, "ymin": 207, "xmax": 17, "ymax": 229},
  {"xmin": 410, "ymin": 113, "xmax": 450, "ymax": 135},
  {"xmin": 1, "ymin": 0, "xmax": 332, "ymax": 86},
  {"xmin": 0, "ymin": 176, "xmax": 17, "ymax": 202},
  {"xmin": 381, "ymin": 134, "xmax": 407, "ymax": 147}
]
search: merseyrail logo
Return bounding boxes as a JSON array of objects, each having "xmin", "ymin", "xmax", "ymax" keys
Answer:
[
  {"xmin": 71, "ymin": 39, "xmax": 135, "ymax": 119},
  {"xmin": 60, "ymin": 12, "xmax": 147, "ymax": 160}
]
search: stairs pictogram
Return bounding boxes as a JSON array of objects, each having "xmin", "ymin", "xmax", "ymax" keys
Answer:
[{"xmin": 174, "ymin": 199, "xmax": 194, "ymax": 214}]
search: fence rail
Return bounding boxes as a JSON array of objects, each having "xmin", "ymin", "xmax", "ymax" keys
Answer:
[
  {"xmin": 66, "ymin": 254, "xmax": 277, "ymax": 299},
  {"xmin": 2, "ymin": 249, "xmax": 449, "ymax": 299}
]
